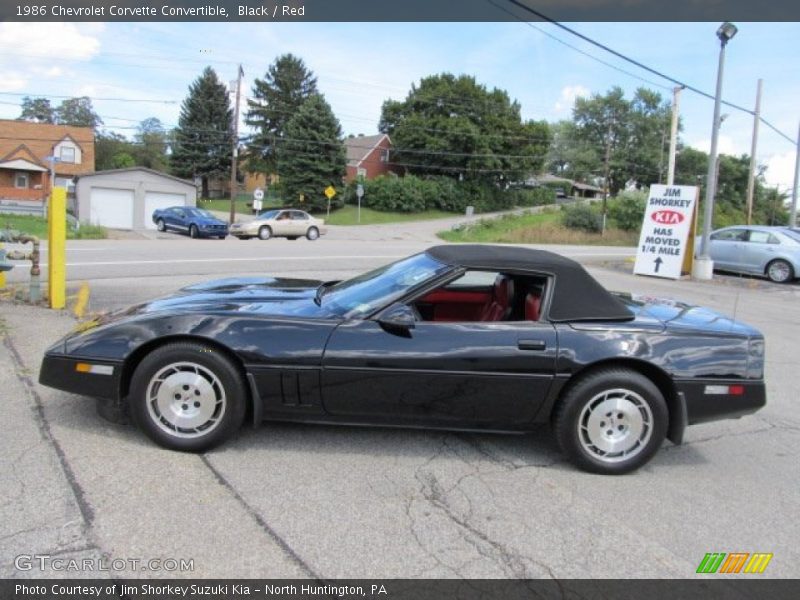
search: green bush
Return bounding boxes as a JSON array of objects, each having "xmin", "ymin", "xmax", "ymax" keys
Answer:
[
  {"xmin": 507, "ymin": 186, "xmax": 556, "ymax": 208},
  {"xmin": 608, "ymin": 189, "xmax": 647, "ymax": 231},
  {"xmin": 562, "ymin": 203, "xmax": 602, "ymax": 233}
]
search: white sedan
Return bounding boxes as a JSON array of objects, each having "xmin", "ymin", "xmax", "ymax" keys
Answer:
[{"xmin": 229, "ymin": 209, "xmax": 327, "ymax": 241}]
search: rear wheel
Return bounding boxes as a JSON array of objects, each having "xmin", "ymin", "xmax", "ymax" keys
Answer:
[
  {"xmin": 766, "ymin": 259, "xmax": 793, "ymax": 283},
  {"xmin": 258, "ymin": 226, "xmax": 272, "ymax": 240},
  {"xmin": 306, "ymin": 226, "xmax": 319, "ymax": 241},
  {"xmin": 156, "ymin": 219, "xmax": 166, "ymax": 232},
  {"xmin": 129, "ymin": 342, "xmax": 247, "ymax": 451},
  {"xmin": 189, "ymin": 224, "xmax": 199, "ymax": 239},
  {"xmin": 553, "ymin": 368, "xmax": 667, "ymax": 474}
]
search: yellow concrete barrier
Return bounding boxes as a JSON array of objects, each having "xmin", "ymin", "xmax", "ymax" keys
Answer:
[{"xmin": 48, "ymin": 188, "xmax": 67, "ymax": 309}]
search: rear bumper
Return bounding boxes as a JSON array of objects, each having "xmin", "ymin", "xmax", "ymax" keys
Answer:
[
  {"xmin": 39, "ymin": 353, "xmax": 122, "ymax": 401},
  {"xmin": 675, "ymin": 379, "xmax": 766, "ymax": 425}
]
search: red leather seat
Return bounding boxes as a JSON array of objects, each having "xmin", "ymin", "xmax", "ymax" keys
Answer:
[
  {"xmin": 525, "ymin": 292, "xmax": 542, "ymax": 321},
  {"xmin": 479, "ymin": 275, "xmax": 514, "ymax": 321}
]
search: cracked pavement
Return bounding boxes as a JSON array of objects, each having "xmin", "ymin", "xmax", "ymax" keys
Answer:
[{"xmin": 1, "ymin": 241, "xmax": 798, "ymax": 579}]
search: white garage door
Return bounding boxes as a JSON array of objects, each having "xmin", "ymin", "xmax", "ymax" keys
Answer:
[
  {"xmin": 143, "ymin": 191, "xmax": 187, "ymax": 229},
  {"xmin": 89, "ymin": 187, "xmax": 134, "ymax": 229}
]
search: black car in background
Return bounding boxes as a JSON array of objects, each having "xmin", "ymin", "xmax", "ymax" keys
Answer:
[{"xmin": 39, "ymin": 245, "xmax": 766, "ymax": 474}]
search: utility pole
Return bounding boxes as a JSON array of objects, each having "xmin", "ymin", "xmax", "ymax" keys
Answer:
[
  {"xmin": 745, "ymin": 79, "xmax": 763, "ymax": 224},
  {"xmin": 667, "ymin": 86, "xmax": 683, "ymax": 185},
  {"xmin": 791, "ymin": 121, "xmax": 800, "ymax": 228},
  {"xmin": 229, "ymin": 64, "xmax": 243, "ymax": 226},
  {"xmin": 602, "ymin": 120, "xmax": 612, "ymax": 235}
]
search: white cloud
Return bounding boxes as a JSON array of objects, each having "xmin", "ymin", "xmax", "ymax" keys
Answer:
[
  {"xmin": 764, "ymin": 151, "xmax": 797, "ymax": 190},
  {"xmin": 554, "ymin": 85, "xmax": 589, "ymax": 113},
  {"xmin": 690, "ymin": 135, "xmax": 738, "ymax": 156},
  {"xmin": 0, "ymin": 22, "xmax": 102, "ymax": 60}
]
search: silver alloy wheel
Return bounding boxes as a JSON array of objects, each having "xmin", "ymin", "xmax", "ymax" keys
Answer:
[
  {"xmin": 577, "ymin": 388, "xmax": 653, "ymax": 463},
  {"xmin": 767, "ymin": 260, "xmax": 791, "ymax": 283},
  {"xmin": 306, "ymin": 227, "xmax": 319, "ymax": 240},
  {"xmin": 145, "ymin": 361, "xmax": 226, "ymax": 438},
  {"xmin": 156, "ymin": 219, "xmax": 165, "ymax": 232}
]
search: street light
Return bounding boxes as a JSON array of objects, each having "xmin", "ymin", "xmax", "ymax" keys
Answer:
[{"xmin": 694, "ymin": 22, "xmax": 738, "ymax": 280}]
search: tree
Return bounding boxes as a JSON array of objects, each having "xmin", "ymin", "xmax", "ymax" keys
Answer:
[
  {"xmin": 245, "ymin": 54, "xmax": 318, "ymax": 176},
  {"xmin": 95, "ymin": 131, "xmax": 137, "ymax": 171},
  {"xmin": 54, "ymin": 96, "xmax": 103, "ymax": 128},
  {"xmin": 570, "ymin": 86, "xmax": 670, "ymax": 194},
  {"xmin": 379, "ymin": 74, "xmax": 550, "ymax": 186},
  {"xmin": 546, "ymin": 120, "xmax": 598, "ymax": 181},
  {"xmin": 133, "ymin": 117, "xmax": 169, "ymax": 171},
  {"xmin": 19, "ymin": 97, "xmax": 55, "ymax": 123},
  {"xmin": 276, "ymin": 94, "xmax": 345, "ymax": 211},
  {"xmin": 171, "ymin": 67, "xmax": 233, "ymax": 198}
]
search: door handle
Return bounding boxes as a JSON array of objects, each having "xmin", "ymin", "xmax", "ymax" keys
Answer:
[{"xmin": 518, "ymin": 339, "xmax": 546, "ymax": 351}]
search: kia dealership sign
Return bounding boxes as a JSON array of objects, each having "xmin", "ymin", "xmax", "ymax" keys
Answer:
[{"xmin": 633, "ymin": 184, "xmax": 698, "ymax": 279}]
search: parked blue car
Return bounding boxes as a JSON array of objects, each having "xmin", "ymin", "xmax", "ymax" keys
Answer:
[{"xmin": 152, "ymin": 206, "xmax": 228, "ymax": 239}]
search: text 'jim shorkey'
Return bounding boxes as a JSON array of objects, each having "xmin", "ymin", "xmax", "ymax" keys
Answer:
[{"xmin": 696, "ymin": 552, "xmax": 773, "ymax": 574}]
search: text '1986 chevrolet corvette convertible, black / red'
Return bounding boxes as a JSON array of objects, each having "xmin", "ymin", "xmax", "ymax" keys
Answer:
[{"xmin": 39, "ymin": 245, "xmax": 766, "ymax": 474}]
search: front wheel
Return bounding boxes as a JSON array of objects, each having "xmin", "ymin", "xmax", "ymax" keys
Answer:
[
  {"xmin": 189, "ymin": 224, "xmax": 199, "ymax": 239},
  {"xmin": 128, "ymin": 342, "xmax": 247, "ymax": 451},
  {"xmin": 766, "ymin": 259, "xmax": 793, "ymax": 283},
  {"xmin": 258, "ymin": 226, "xmax": 272, "ymax": 240},
  {"xmin": 553, "ymin": 368, "xmax": 667, "ymax": 475},
  {"xmin": 306, "ymin": 226, "xmax": 319, "ymax": 241},
  {"xmin": 156, "ymin": 219, "xmax": 166, "ymax": 232}
]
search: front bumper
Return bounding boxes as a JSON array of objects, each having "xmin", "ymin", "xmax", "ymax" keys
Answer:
[
  {"xmin": 39, "ymin": 353, "xmax": 123, "ymax": 401},
  {"xmin": 676, "ymin": 379, "xmax": 766, "ymax": 425}
]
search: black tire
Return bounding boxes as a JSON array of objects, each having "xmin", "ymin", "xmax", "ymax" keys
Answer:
[
  {"xmin": 237, "ymin": 236, "xmax": 252, "ymax": 240},
  {"xmin": 217, "ymin": 235, "xmax": 226, "ymax": 240},
  {"xmin": 306, "ymin": 226, "xmax": 319, "ymax": 241},
  {"xmin": 156, "ymin": 219, "xmax": 166, "ymax": 232},
  {"xmin": 189, "ymin": 224, "xmax": 199, "ymax": 239},
  {"xmin": 258, "ymin": 225, "xmax": 272, "ymax": 240},
  {"xmin": 553, "ymin": 368, "xmax": 668, "ymax": 475},
  {"xmin": 766, "ymin": 259, "xmax": 793, "ymax": 283},
  {"xmin": 128, "ymin": 342, "xmax": 247, "ymax": 452}
]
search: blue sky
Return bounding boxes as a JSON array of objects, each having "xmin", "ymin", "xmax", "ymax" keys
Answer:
[{"xmin": 1, "ymin": 20, "xmax": 797, "ymax": 189}]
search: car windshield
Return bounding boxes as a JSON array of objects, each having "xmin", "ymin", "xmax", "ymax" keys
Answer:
[
  {"xmin": 186, "ymin": 208, "xmax": 215, "ymax": 219},
  {"xmin": 258, "ymin": 209, "xmax": 280, "ymax": 220},
  {"xmin": 323, "ymin": 253, "xmax": 452, "ymax": 318}
]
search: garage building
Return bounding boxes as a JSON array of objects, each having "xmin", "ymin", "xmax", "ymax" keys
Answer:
[{"xmin": 75, "ymin": 167, "xmax": 197, "ymax": 230}]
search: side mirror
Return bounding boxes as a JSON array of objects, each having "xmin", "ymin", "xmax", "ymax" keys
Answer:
[{"xmin": 377, "ymin": 303, "xmax": 416, "ymax": 335}]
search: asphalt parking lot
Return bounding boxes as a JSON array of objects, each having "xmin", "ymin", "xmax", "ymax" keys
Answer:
[{"xmin": 1, "ymin": 239, "xmax": 799, "ymax": 580}]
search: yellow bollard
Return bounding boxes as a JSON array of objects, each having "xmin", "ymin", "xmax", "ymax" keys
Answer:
[{"xmin": 48, "ymin": 187, "xmax": 67, "ymax": 309}]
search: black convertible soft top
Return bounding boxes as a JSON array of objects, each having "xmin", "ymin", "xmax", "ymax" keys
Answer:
[{"xmin": 426, "ymin": 244, "xmax": 634, "ymax": 322}]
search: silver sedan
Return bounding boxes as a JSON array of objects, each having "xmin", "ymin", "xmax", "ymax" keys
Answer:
[
  {"xmin": 229, "ymin": 208, "xmax": 327, "ymax": 241},
  {"xmin": 699, "ymin": 225, "xmax": 800, "ymax": 283}
]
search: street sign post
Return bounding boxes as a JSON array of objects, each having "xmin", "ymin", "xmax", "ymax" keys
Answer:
[
  {"xmin": 356, "ymin": 183, "xmax": 364, "ymax": 223},
  {"xmin": 633, "ymin": 184, "xmax": 698, "ymax": 280},
  {"xmin": 252, "ymin": 188, "xmax": 264, "ymax": 213},
  {"xmin": 324, "ymin": 185, "xmax": 336, "ymax": 218}
]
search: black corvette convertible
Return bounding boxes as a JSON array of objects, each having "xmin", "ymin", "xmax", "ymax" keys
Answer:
[{"xmin": 39, "ymin": 245, "xmax": 766, "ymax": 474}]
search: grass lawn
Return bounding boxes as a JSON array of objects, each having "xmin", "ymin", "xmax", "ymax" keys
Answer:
[
  {"xmin": 0, "ymin": 214, "xmax": 106, "ymax": 240},
  {"xmin": 438, "ymin": 209, "xmax": 638, "ymax": 246},
  {"xmin": 324, "ymin": 205, "xmax": 453, "ymax": 226}
]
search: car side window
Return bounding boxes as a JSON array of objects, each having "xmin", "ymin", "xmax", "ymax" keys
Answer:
[
  {"xmin": 747, "ymin": 231, "xmax": 779, "ymax": 245},
  {"xmin": 291, "ymin": 211, "xmax": 309, "ymax": 220},
  {"xmin": 711, "ymin": 229, "xmax": 747, "ymax": 241},
  {"xmin": 412, "ymin": 271, "xmax": 548, "ymax": 323}
]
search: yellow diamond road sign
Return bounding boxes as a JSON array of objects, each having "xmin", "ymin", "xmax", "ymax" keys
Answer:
[{"xmin": 324, "ymin": 185, "xmax": 336, "ymax": 199}]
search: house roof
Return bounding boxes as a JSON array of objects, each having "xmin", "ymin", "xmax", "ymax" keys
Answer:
[
  {"xmin": 572, "ymin": 182, "xmax": 603, "ymax": 193},
  {"xmin": 344, "ymin": 134, "xmax": 389, "ymax": 167},
  {"xmin": 426, "ymin": 244, "xmax": 633, "ymax": 322},
  {"xmin": 0, "ymin": 120, "xmax": 94, "ymax": 175},
  {"xmin": 75, "ymin": 166, "xmax": 196, "ymax": 188}
]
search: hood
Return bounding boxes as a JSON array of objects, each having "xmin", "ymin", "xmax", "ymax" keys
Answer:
[
  {"xmin": 122, "ymin": 276, "xmax": 336, "ymax": 319},
  {"xmin": 616, "ymin": 293, "xmax": 761, "ymax": 337}
]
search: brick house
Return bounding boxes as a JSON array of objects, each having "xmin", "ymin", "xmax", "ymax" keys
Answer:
[
  {"xmin": 0, "ymin": 120, "xmax": 95, "ymax": 203},
  {"xmin": 344, "ymin": 133, "xmax": 395, "ymax": 182}
]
